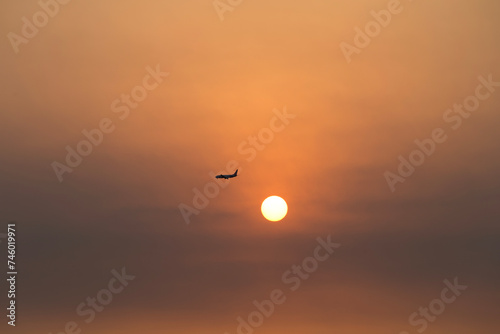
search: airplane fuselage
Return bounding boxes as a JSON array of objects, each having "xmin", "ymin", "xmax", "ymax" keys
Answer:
[
  {"xmin": 215, "ymin": 169, "xmax": 238, "ymax": 179},
  {"xmin": 215, "ymin": 174, "xmax": 235, "ymax": 179}
]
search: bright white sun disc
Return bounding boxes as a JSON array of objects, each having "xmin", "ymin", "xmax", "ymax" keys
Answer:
[{"xmin": 261, "ymin": 196, "xmax": 288, "ymax": 221}]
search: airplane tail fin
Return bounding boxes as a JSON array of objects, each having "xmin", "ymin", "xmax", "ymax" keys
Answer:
[{"xmin": 234, "ymin": 169, "xmax": 238, "ymax": 176}]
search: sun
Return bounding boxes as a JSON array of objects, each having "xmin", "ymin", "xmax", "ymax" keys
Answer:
[{"xmin": 261, "ymin": 196, "xmax": 288, "ymax": 221}]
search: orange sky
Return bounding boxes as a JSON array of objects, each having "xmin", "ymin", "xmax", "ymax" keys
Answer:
[{"xmin": 1, "ymin": 0, "xmax": 499, "ymax": 333}]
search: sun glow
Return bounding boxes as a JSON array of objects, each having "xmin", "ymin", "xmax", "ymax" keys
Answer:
[{"xmin": 261, "ymin": 196, "xmax": 288, "ymax": 221}]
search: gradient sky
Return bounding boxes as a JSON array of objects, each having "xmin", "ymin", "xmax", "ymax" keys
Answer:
[{"xmin": 1, "ymin": 0, "xmax": 499, "ymax": 333}]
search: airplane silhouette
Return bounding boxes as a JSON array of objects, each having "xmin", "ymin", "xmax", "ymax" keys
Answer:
[{"xmin": 215, "ymin": 169, "xmax": 238, "ymax": 179}]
